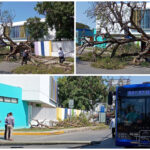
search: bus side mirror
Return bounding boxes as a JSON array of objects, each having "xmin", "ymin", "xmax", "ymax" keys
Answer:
[{"xmin": 108, "ymin": 91, "xmax": 113, "ymax": 105}]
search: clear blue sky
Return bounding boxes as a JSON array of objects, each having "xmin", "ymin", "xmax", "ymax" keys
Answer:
[
  {"xmin": 1, "ymin": 2, "xmax": 44, "ymax": 22},
  {"xmin": 76, "ymin": 2, "xmax": 96, "ymax": 29}
]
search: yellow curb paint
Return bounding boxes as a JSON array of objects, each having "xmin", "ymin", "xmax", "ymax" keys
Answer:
[
  {"xmin": 49, "ymin": 41, "xmax": 52, "ymax": 56},
  {"xmin": 0, "ymin": 131, "xmax": 64, "ymax": 136}
]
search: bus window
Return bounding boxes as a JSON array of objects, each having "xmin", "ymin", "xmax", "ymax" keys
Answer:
[
  {"xmin": 146, "ymin": 98, "xmax": 150, "ymax": 124},
  {"xmin": 118, "ymin": 98, "xmax": 145, "ymax": 125}
]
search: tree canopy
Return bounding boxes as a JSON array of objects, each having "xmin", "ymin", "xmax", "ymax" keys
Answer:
[
  {"xmin": 25, "ymin": 17, "xmax": 48, "ymax": 41},
  {"xmin": 57, "ymin": 76, "xmax": 108, "ymax": 110},
  {"xmin": 34, "ymin": 2, "xmax": 74, "ymax": 41},
  {"xmin": 76, "ymin": 22, "xmax": 90, "ymax": 29}
]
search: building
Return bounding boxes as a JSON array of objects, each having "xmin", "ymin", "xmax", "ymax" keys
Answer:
[
  {"xmin": 5, "ymin": 19, "xmax": 74, "ymax": 58},
  {"xmin": 5, "ymin": 18, "xmax": 56, "ymax": 43},
  {"xmin": 95, "ymin": 3, "xmax": 150, "ymax": 48},
  {"xmin": 76, "ymin": 28, "xmax": 107, "ymax": 48},
  {"xmin": 76, "ymin": 28, "xmax": 93, "ymax": 45},
  {"xmin": 0, "ymin": 83, "xmax": 28, "ymax": 129},
  {"xmin": 0, "ymin": 76, "xmax": 58, "ymax": 129}
]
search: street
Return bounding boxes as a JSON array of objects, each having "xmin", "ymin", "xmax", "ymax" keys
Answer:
[
  {"xmin": 0, "ymin": 129, "xmax": 122, "ymax": 148},
  {"xmin": 76, "ymin": 59, "xmax": 150, "ymax": 74}
]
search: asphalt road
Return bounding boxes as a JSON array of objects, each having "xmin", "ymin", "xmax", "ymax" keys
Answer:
[
  {"xmin": 0, "ymin": 61, "xmax": 21, "ymax": 74},
  {"xmin": 0, "ymin": 129, "xmax": 123, "ymax": 148},
  {"xmin": 76, "ymin": 59, "xmax": 150, "ymax": 74}
]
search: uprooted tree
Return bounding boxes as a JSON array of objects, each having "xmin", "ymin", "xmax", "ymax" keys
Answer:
[
  {"xmin": 0, "ymin": 4, "xmax": 36, "ymax": 62},
  {"xmin": 78, "ymin": 2, "xmax": 150, "ymax": 63}
]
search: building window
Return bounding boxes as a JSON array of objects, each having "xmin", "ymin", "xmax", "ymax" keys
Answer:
[
  {"xmin": 133, "ymin": 9, "xmax": 150, "ymax": 29},
  {"xmin": 0, "ymin": 97, "xmax": 3, "ymax": 102},
  {"xmin": 10, "ymin": 26, "xmax": 28, "ymax": 39},
  {"xmin": 141, "ymin": 10, "xmax": 150, "ymax": 29},
  {"xmin": 0, "ymin": 96, "xmax": 18, "ymax": 104},
  {"xmin": 11, "ymin": 98, "xmax": 18, "ymax": 103}
]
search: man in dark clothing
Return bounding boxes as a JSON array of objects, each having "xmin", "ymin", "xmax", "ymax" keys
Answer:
[
  {"xmin": 21, "ymin": 50, "xmax": 29, "ymax": 65},
  {"xmin": 4, "ymin": 113, "xmax": 10, "ymax": 140},
  {"xmin": 6, "ymin": 112, "xmax": 14, "ymax": 141},
  {"xmin": 58, "ymin": 47, "xmax": 65, "ymax": 63}
]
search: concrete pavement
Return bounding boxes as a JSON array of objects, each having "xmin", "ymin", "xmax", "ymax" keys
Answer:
[
  {"xmin": 0, "ymin": 61, "xmax": 21, "ymax": 74},
  {"xmin": 76, "ymin": 59, "xmax": 150, "ymax": 74},
  {"xmin": 0, "ymin": 129, "xmax": 123, "ymax": 148},
  {"xmin": 0, "ymin": 129, "xmax": 121, "ymax": 149}
]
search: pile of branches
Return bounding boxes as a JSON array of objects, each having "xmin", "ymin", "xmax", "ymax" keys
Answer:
[{"xmin": 56, "ymin": 114, "xmax": 96, "ymax": 128}]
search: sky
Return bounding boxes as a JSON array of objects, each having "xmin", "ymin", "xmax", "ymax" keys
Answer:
[
  {"xmin": 54, "ymin": 76, "xmax": 150, "ymax": 85},
  {"xmin": 106, "ymin": 76, "xmax": 150, "ymax": 85},
  {"xmin": 76, "ymin": 2, "xmax": 95, "ymax": 29},
  {"xmin": 1, "ymin": 2, "xmax": 44, "ymax": 22}
]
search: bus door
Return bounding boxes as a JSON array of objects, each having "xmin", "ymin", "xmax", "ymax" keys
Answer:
[{"xmin": 138, "ymin": 98, "xmax": 150, "ymax": 145}]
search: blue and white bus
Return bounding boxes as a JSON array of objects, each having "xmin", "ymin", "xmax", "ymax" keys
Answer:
[{"xmin": 116, "ymin": 83, "xmax": 150, "ymax": 147}]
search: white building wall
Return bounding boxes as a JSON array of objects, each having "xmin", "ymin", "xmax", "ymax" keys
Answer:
[
  {"xmin": 0, "ymin": 75, "xmax": 57, "ymax": 107},
  {"xmin": 96, "ymin": 3, "xmax": 150, "ymax": 36}
]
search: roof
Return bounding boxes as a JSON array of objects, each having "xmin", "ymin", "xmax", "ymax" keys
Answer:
[
  {"xmin": 119, "ymin": 83, "xmax": 150, "ymax": 89},
  {"xmin": 76, "ymin": 28, "xmax": 92, "ymax": 32},
  {"xmin": 12, "ymin": 18, "xmax": 45, "ymax": 26}
]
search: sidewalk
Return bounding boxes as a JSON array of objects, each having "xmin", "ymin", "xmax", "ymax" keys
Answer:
[{"xmin": 0, "ymin": 126, "xmax": 104, "ymax": 145}]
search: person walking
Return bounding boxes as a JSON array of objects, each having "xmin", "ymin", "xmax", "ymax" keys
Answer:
[
  {"xmin": 58, "ymin": 47, "xmax": 65, "ymax": 63},
  {"xmin": 6, "ymin": 112, "xmax": 14, "ymax": 141},
  {"xmin": 109, "ymin": 117, "xmax": 116, "ymax": 138},
  {"xmin": 4, "ymin": 113, "xmax": 9, "ymax": 140}
]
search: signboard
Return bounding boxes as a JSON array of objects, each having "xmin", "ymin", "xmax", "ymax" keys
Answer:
[
  {"xmin": 127, "ymin": 90, "xmax": 150, "ymax": 97},
  {"xmin": 100, "ymin": 105, "xmax": 105, "ymax": 113},
  {"xmin": 99, "ymin": 112, "xmax": 106, "ymax": 123},
  {"xmin": 69, "ymin": 99, "xmax": 74, "ymax": 109}
]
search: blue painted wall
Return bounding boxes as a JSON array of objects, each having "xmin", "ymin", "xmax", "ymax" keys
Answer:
[
  {"xmin": 0, "ymin": 83, "xmax": 28, "ymax": 129},
  {"xmin": 94, "ymin": 29, "xmax": 107, "ymax": 48},
  {"xmin": 76, "ymin": 28, "xmax": 93, "ymax": 45}
]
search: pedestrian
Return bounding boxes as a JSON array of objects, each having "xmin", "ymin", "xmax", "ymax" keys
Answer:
[
  {"xmin": 109, "ymin": 117, "xmax": 115, "ymax": 138},
  {"xmin": 58, "ymin": 47, "xmax": 65, "ymax": 63},
  {"xmin": 4, "ymin": 113, "xmax": 10, "ymax": 140},
  {"xmin": 6, "ymin": 112, "xmax": 14, "ymax": 141},
  {"xmin": 21, "ymin": 49, "xmax": 29, "ymax": 65}
]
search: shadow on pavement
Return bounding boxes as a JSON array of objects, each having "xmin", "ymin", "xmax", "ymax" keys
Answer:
[
  {"xmin": 0, "ymin": 71, "xmax": 11, "ymax": 74},
  {"xmin": 73, "ymin": 138, "xmax": 122, "ymax": 149}
]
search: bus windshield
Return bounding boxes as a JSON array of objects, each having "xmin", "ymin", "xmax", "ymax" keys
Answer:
[{"xmin": 117, "ymin": 97, "xmax": 150, "ymax": 140}]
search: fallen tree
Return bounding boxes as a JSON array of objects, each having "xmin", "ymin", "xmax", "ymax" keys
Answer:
[
  {"xmin": 0, "ymin": 5, "xmax": 35, "ymax": 61},
  {"xmin": 78, "ymin": 2, "xmax": 150, "ymax": 64}
]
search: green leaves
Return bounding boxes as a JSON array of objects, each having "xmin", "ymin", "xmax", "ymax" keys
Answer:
[
  {"xmin": 76, "ymin": 22, "xmax": 90, "ymax": 29},
  {"xmin": 35, "ymin": 2, "xmax": 74, "ymax": 41},
  {"xmin": 25, "ymin": 17, "xmax": 48, "ymax": 41},
  {"xmin": 57, "ymin": 77, "xmax": 108, "ymax": 111}
]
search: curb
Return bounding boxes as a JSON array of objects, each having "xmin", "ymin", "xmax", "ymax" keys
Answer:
[
  {"xmin": 0, "ymin": 141, "xmax": 101, "ymax": 145},
  {"xmin": 0, "ymin": 126, "xmax": 107, "ymax": 136},
  {"xmin": 0, "ymin": 131, "xmax": 64, "ymax": 136}
]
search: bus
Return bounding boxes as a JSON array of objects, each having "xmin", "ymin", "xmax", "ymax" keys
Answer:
[{"xmin": 115, "ymin": 83, "xmax": 150, "ymax": 147}]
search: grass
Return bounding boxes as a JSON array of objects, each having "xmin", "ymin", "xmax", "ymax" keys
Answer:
[
  {"xmin": 12, "ymin": 64, "xmax": 74, "ymax": 74},
  {"xmin": 0, "ymin": 123, "xmax": 108, "ymax": 132},
  {"xmin": 78, "ymin": 52, "xmax": 129, "ymax": 69},
  {"xmin": 140, "ymin": 61, "xmax": 150, "ymax": 67},
  {"xmin": 92, "ymin": 123, "xmax": 108, "ymax": 130},
  {"xmin": 78, "ymin": 52, "xmax": 93, "ymax": 61},
  {"xmin": 65, "ymin": 57, "xmax": 74, "ymax": 62},
  {"xmin": 91, "ymin": 57, "xmax": 128, "ymax": 70},
  {"xmin": 0, "ymin": 128, "xmax": 54, "ymax": 132}
]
